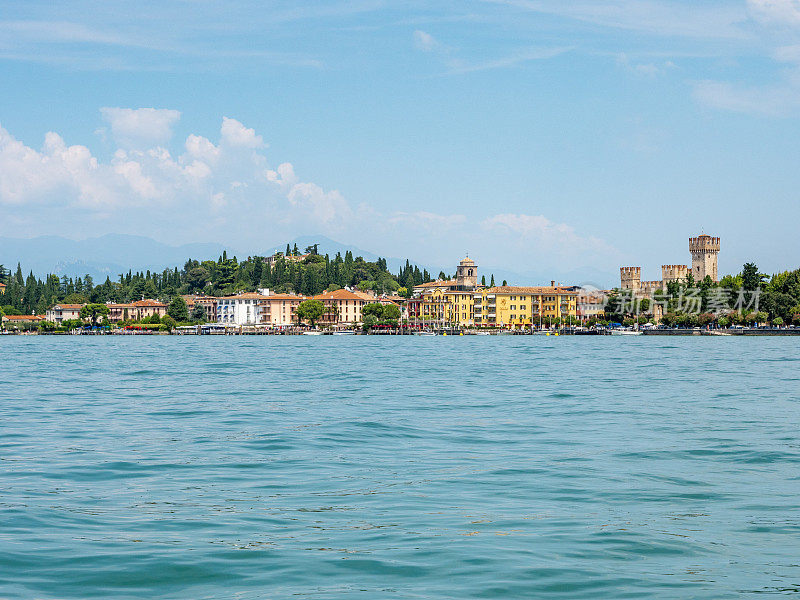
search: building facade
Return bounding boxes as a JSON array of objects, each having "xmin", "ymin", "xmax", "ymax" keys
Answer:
[
  {"xmin": 131, "ymin": 300, "xmax": 168, "ymax": 319},
  {"xmin": 415, "ymin": 257, "xmax": 482, "ymax": 327},
  {"xmin": 312, "ymin": 289, "xmax": 370, "ymax": 326},
  {"xmin": 45, "ymin": 304, "xmax": 83, "ymax": 323},
  {"xmin": 259, "ymin": 293, "xmax": 304, "ymax": 327},
  {"xmin": 107, "ymin": 303, "xmax": 136, "ymax": 323},
  {"xmin": 474, "ymin": 286, "xmax": 579, "ymax": 329},
  {"xmin": 217, "ymin": 293, "xmax": 267, "ymax": 325},
  {"xmin": 577, "ymin": 290, "xmax": 607, "ymax": 322},
  {"xmin": 182, "ymin": 295, "xmax": 218, "ymax": 322},
  {"xmin": 2, "ymin": 315, "xmax": 44, "ymax": 328}
]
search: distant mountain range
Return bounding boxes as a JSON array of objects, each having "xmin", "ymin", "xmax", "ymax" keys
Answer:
[
  {"xmin": 0, "ymin": 234, "xmax": 231, "ymax": 281},
  {"xmin": 0, "ymin": 233, "xmax": 616, "ymax": 288}
]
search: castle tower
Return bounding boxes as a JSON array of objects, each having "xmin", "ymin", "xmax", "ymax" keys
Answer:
[
  {"xmin": 689, "ymin": 235, "xmax": 720, "ymax": 282},
  {"xmin": 661, "ymin": 264, "xmax": 689, "ymax": 284},
  {"xmin": 620, "ymin": 267, "xmax": 641, "ymax": 292},
  {"xmin": 456, "ymin": 256, "xmax": 478, "ymax": 289}
]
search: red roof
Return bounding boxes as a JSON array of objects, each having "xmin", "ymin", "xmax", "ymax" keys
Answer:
[
  {"xmin": 51, "ymin": 304, "xmax": 84, "ymax": 310},
  {"xmin": 313, "ymin": 289, "xmax": 368, "ymax": 302},
  {"xmin": 131, "ymin": 299, "xmax": 168, "ymax": 307},
  {"xmin": 4, "ymin": 315, "xmax": 44, "ymax": 321}
]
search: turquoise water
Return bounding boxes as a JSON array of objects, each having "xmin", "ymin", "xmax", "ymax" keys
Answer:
[{"xmin": 2, "ymin": 336, "xmax": 800, "ymax": 599}]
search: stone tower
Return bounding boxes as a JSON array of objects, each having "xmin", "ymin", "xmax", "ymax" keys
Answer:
[
  {"xmin": 620, "ymin": 267, "xmax": 641, "ymax": 292},
  {"xmin": 456, "ymin": 256, "xmax": 478, "ymax": 289},
  {"xmin": 689, "ymin": 235, "xmax": 720, "ymax": 282},
  {"xmin": 662, "ymin": 264, "xmax": 689, "ymax": 284}
]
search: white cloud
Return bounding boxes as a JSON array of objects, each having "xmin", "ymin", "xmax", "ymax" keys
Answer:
[
  {"xmin": 220, "ymin": 116, "xmax": 264, "ymax": 149},
  {"xmin": 692, "ymin": 78, "xmax": 800, "ymax": 117},
  {"xmin": 389, "ymin": 211, "xmax": 467, "ymax": 229},
  {"xmin": 413, "ymin": 30, "xmax": 438, "ymax": 52},
  {"xmin": 748, "ymin": 0, "xmax": 800, "ymax": 26},
  {"xmin": 0, "ymin": 109, "xmax": 619, "ymax": 274},
  {"xmin": 0, "ymin": 113, "xmax": 346, "ymax": 241},
  {"xmin": 486, "ymin": 0, "xmax": 749, "ymax": 40},
  {"xmin": 482, "ymin": 213, "xmax": 614, "ymax": 256},
  {"xmin": 689, "ymin": 1, "xmax": 800, "ymax": 116},
  {"xmin": 446, "ymin": 46, "xmax": 570, "ymax": 74},
  {"xmin": 100, "ymin": 107, "xmax": 181, "ymax": 149}
]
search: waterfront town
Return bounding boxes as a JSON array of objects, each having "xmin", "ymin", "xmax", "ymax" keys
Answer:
[{"xmin": 1, "ymin": 232, "xmax": 800, "ymax": 334}]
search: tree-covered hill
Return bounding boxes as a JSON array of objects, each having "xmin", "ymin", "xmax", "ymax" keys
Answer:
[{"xmin": 0, "ymin": 246, "xmax": 432, "ymax": 315}]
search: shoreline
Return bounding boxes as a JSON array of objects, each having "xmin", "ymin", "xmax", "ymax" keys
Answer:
[{"xmin": 4, "ymin": 327, "xmax": 800, "ymax": 337}]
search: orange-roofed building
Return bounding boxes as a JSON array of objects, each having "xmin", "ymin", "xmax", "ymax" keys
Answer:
[
  {"xmin": 182, "ymin": 295, "xmax": 218, "ymax": 322},
  {"xmin": 131, "ymin": 299, "xmax": 168, "ymax": 320},
  {"xmin": 107, "ymin": 303, "xmax": 137, "ymax": 323},
  {"xmin": 259, "ymin": 293, "xmax": 305, "ymax": 327},
  {"xmin": 2, "ymin": 314, "xmax": 44, "ymax": 329},
  {"xmin": 312, "ymin": 288, "xmax": 370, "ymax": 326},
  {"xmin": 45, "ymin": 304, "xmax": 84, "ymax": 324}
]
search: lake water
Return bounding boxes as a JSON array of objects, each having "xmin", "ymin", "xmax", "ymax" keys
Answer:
[{"xmin": 2, "ymin": 336, "xmax": 800, "ymax": 599}]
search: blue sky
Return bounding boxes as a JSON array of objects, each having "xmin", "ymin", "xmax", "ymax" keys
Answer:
[{"xmin": 1, "ymin": 0, "xmax": 799, "ymax": 284}]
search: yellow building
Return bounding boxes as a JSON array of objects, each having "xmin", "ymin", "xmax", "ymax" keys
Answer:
[
  {"xmin": 474, "ymin": 286, "xmax": 578, "ymax": 329},
  {"xmin": 416, "ymin": 257, "xmax": 481, "ymax": 327},
  {"xmin": 419, "ymin": 287, "xmax": 476, "ymax": 327},
  {"xmin": 413, "ymin": 257, "xmax": 579, "ymax": 329}
]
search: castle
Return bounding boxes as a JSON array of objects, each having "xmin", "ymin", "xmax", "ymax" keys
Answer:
[{"xmin": 621, "ymin": 234, "xmax": 720, "ymax": 295}]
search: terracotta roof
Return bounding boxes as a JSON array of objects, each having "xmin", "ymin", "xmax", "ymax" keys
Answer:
[
  {"xmin": 218, "ymin": 293, "xmax": 267, "ymax": 300},
  {"xmin": 313, "ymin": 289, "xmax": 367, "ymax": 301},
  {"xmin": 484, "ymin": 286, "xmax": 579, "ymax": 295},
  {"xmin": 4, "ymin": 315, "xmax": 44, "ymax": 321},
  {"xmin": 352, "ymin": 290, "xmax": 377, "ymax": 301},
  {"xmin": 459, "ymin": 256, "xmax": 475, "ymax": 265},
  {"xmin": 51, "ymin": 304, "xmax": 84, "ymax": 310},
  {"xmin": 131, "ymin": 299, "xmax": 168, "ymax": 307},
  {"xmin": 260, "ymin": 294, "xmax": 304, "ymax": 301},
  {"xmin": 108, "ymin": 303, "xmax": 136, "ymax": 309},
  {"xmin": 414, "ymin": 279, "xmax": 456, "ymax": 288},
  {"xmin": 378, "ymin": 299, "xmax": 400, "ymax": 306}
]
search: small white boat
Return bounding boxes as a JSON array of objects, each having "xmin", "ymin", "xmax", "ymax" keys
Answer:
[
  {"xmin": 333, "ymin": 330, "xmax": 356, "ymax": 335},
  {"xmin": 302, "ymin": 330, "xmax": 323, "ymax": 336},
  {"xmin": 610, "ymin": 329, "xmax": 643, "ymax": 336},
  {"xmin": 414, "ymin": 331, "xmax": 435, "ymax": 336}
]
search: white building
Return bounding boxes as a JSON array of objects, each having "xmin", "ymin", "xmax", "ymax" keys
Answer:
[
  {"xmin": 46, "ymin": 304, "xmax": 84, "ymax": 323},
  {"xmin": 216, "ymin": 293, "xmax": 267, "ymax": 325}
]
